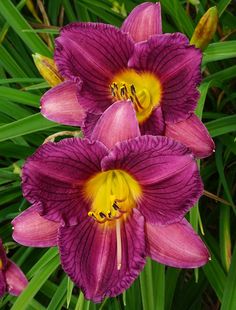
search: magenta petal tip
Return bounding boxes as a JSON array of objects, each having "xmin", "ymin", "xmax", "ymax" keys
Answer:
[
  {"xmin": 5, "ymin": 260, "xmax": 28, "ymax": 296},
  {"xmin": 121, "ymin": 2, "xmax": 162, "ymax": 42},
  {"xmin": 12, "ymin": 205, "xmax": 59, "ymax": 247},
  {"xmin": 91, "ymin": 100, "xmax": 141, "ymax": 149},
  {"xmin": 41, "ymin": 80, "xmax": 85, "ymax": 126},
  {"xmin": 165, "ymin": 114, "xmax": 215, "ymax": 158},
  {"xmin": 146, "ymin": 219, "xmax": 210, "ymax": 268}
]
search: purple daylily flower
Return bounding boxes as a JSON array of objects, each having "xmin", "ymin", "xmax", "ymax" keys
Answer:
[
  {"xmin": 13, "ymin": 101, "xmax": 209, "ymax": 302},
  {"xmin": 0, "ymin": 239, "xmax": 28, "ymax": 297},
  {"xmin": 41, "ymin": 2, "xmax": 214, "ymax": 159}
]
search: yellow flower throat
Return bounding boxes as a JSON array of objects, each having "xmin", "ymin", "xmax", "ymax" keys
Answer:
[
  {"xmin": 110, "ymin": 69, "xmax": 162, "ymax": 123},
  {"xmin": 84, "ymin": 170, "xmax": 141, "ymax": 271},
  {"xmin": 84, "ymin": 169, "xmax": 141, "ymax": 224}
]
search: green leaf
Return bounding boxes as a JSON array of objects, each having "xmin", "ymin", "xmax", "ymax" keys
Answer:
[
  {"xmin": 0, "ymin": 0, "xmax": 52, "ymax": 56},
  {"xmin": 217, "ymin": 0, "xmax": 232, "ymax": 17},
  {"xmin": 140, "ymin": 258, "xmax": 155, "ymax": 310},
  {"xmin": 0, "ymin": 113, "xmax": 57, "ymax": 142},
  {"xmin": 11, "ymin": 255, "xmax": 60, "ymax": 310},
  {"xmin": 203, "ymin": 41, "xmax": 236, "ymax": 64},
  {"xmin": 203, "ymin": 253, "xmax": 226, "ymax": 301},
  {"xmin": 205, "ymin": 115, "xmax": 236, "ymax": 137},
  {"xmin": 221, "ymin": 246, "xmax": 236, "ymax": 310},
  {"xmin": 0, "ymin": 86, "xmax": 40, "ymax": 107}
]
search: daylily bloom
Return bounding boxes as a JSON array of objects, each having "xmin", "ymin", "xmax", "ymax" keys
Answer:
[
  {"xmin": 14, "ymin": 101, "xmax": 209, "ymax": 302},
  {"xmin": 0, "ymin": 238, "xmax": 28, "ymax": 297},
  {"xmin": 41, "ymin": 2, "xmax": 214, "ymax": 158}
]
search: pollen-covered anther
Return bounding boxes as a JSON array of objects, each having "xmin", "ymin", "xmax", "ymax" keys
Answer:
[{"xmin": 88, "ymin": 201, "xmax": 125, "ymax": 223}]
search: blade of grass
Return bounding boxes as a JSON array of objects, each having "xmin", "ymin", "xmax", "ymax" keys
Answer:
[
  {"xmin": 0, "ymin": 113, "xmax": 57, "ymax": 142},
  {"xmin": 221, "ymin": 245, "xmax": 236, "ymax": 310},
  {"xmin": 205, "ymin": 115, "xmax": 236, "ymax": 137},
  {"xmin": 0, "ymin": 0, "xmax": 52, "ymax": 56},
  {"xmin": 139, "ymin": 258, "xmax": 154, "ymax": 310},
  {"xmin": 203, "ymin": 41, "xmax": 236, "ymax": 64},
  {"xmin": 47, "ymin": 275, "xmax": 68, "ymax": 310},
  {"xmin": 11, "ymin": 255, "xmax": 60, "ymax": 310},
  {"xmin": 0, "ymin": 86, "xmax": 40, "ymax": 107}
]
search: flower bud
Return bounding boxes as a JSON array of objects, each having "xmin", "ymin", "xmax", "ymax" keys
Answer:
[
  {"xmin": 190, "ymin": 7, "xmax": 218, "ymax": 50},
  {"xmin": 32, "ymin": 53, "xmax": 63, "ymax": 87}
]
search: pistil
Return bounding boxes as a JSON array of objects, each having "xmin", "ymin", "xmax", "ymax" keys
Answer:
[{"xmin": 116, "ymin": 219, "xmax": 122, "ymax": 270}]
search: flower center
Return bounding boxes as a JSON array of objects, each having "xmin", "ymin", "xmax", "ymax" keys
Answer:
[
  {"xmin": 84, "ymin": 169, "xmax": 141, "ymax": 224},
  {"xmin": 110, "ymin": 69, "xmax": 162, "ymax": 123}
]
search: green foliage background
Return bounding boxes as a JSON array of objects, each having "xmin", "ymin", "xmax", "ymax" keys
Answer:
[{"xmin": 0, "ymin": 0, "xmax": 235, "ymax": 309}]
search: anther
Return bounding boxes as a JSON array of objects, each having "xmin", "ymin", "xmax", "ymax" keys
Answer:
[
  {"xmin": 107, "ymin": 211, "xmax": 112, "ymax": 218},
  {"xmin": 88, "ymin": 211, "xmax": 97, "ymax": 220},
  {"xmin": 120, "ymin": 87, "xmax": 125, "ymax": 97},
  {"xmin": 130, "ymin": 84, "xmax": 136, "ymax": 95},
  {"xmin": 122, "ymin": 84, "xmax": 127, "ymax": 92},
  {"xmin": 112, "ymin": 203, "xmax": 119, "ymax": 210},
  {"xmin": 99, "ymin": 212, "xmax": 106, "ymax": 218}
]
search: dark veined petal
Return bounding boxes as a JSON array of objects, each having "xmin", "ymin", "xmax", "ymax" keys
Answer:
[
  {"xmin": 146, "ymin": 218, "xmax": 210, "ymax": 268},
  {"xmin": 55, "ymin": 23, "xmax": 134, "ymax": 114},
  {"xmin": 5, "ymin": 260, "xmax": 28, "ymax": 296},
  {"xmin": 121, "ymin": 2, "xmax": 162, "ymax": 42},
  {"xmin": 91, "ymin": 101, "xmax": 140, "ymax": 149},
  {"xmin": 102, "ymin": 135, "xmax": 203, "ymax": 224},
  {"xmin": 12, "ymin": 204, "xmax": 59, "ymax": 247},
  {"xmin": 0, "ymin": 271, "xmax": 6, "ymax": 297},
  {"xmin": 139, "ymin": 106, "xmax": 165, "ymax": 135},
  {"xmin": 41, "ymin": 80, "xmax": 85, "ymax": 126},
  {"xmin": 0, "ymin": 239, "xmax": 7, "ymax": 269},
  {"xmin": 22, "ymin": 138, "xmax": 108, "ymax": 225},
  {"xmin": 129, "ymin": 33, "xmax": 202, "ymax": 122},
  {"xmin": 165, "ymin": 113, "xmax": 215, "ymax": 158},
  {"xmin": 58, "ymin": 209, "xmax": 146, "ymax": 303}
]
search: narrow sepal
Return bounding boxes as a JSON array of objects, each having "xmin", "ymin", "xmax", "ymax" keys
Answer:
[
  {"xmin": 5, "ymin": 260, "xmax": 28, "ymax": 296},
  {"xmin": 41, "ymin": 80, "xmax": 85, "ymax": 126},
  {"xmin": 146, "ymin": 218, "xmax": 210, "ymax": 268},
  {"xmin": 121, "ymin": 2, "xmax": 162, "ymax": 42},
  {"xmin": 165, "ymin": 114, "xmax": 215, "ymax": 158},
  {"xmin": 12, "ymin": 205, "xmax": 59, "ymax": 247},
  {"xmin": 91, "ymin": 101, "xmax": 140, "ymax": 149}
]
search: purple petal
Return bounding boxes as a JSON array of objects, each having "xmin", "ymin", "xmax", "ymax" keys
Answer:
[
  {"xmin": 129, "ymin": 33, "xmax": 202, "ymax": 122},
  {"xmin": 146, "ymin": 218, "xmax": 210, "ymax": 268},
  {"xmin": 58, "ymin": 209, "xmax": 146, "ymax": 303},
  {"xmin": 22, "ymin": 138, "xmax": 108, "ymax": 225},
  {"xmin": 0, "ymin": 239, "xmax": 7, "ymax": 269},
  {"xmin": 12, "ymin": 205, "xmax": 59, "ymax": 247},
  {"xmin": 165, "ymin": 114, "xmax": 215, "ymax": 158},
  {"xmin": 55, "ymin": 23, "xmax": 134, "ymax": 114},
  {"xmin": 41, "ymin": 80, "xmax": 85, "ymax": 126},
  {"xmin": 121, "ymin": 2, "xmax": 162, "ymax": 42},
  {"xmin": 82, "ymin": 112, "xmax": 102, "ymax": 139},
  {"xmin": 0, "ymin": 271, "xmax": 6, "ymax": 297},
  {"xmin": 91, "ymin": 101, "xmax": 140, "ymax": 149},
  {"xmin": 5, "ymin": 260, "xmax": 28, "ymax": 296},
  {"xmin": 102, "ymin": 135, "xmax": 203, "ymax": 224},
  {"xmin": 139, "ymin": 107, "xmax": 165, "ymax": 135}
]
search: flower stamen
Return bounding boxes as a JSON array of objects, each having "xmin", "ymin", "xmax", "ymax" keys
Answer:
[
  {"xmin": 85, "ymin": 170, "xmax": 142, "ymax": 224},
  {"xmin": 116, "ymin": 219, "xmax": 122, "ymax": 270},
  {"xmin": 110, "ymin": 69, "xmax": 162, "ymax": 123}
]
